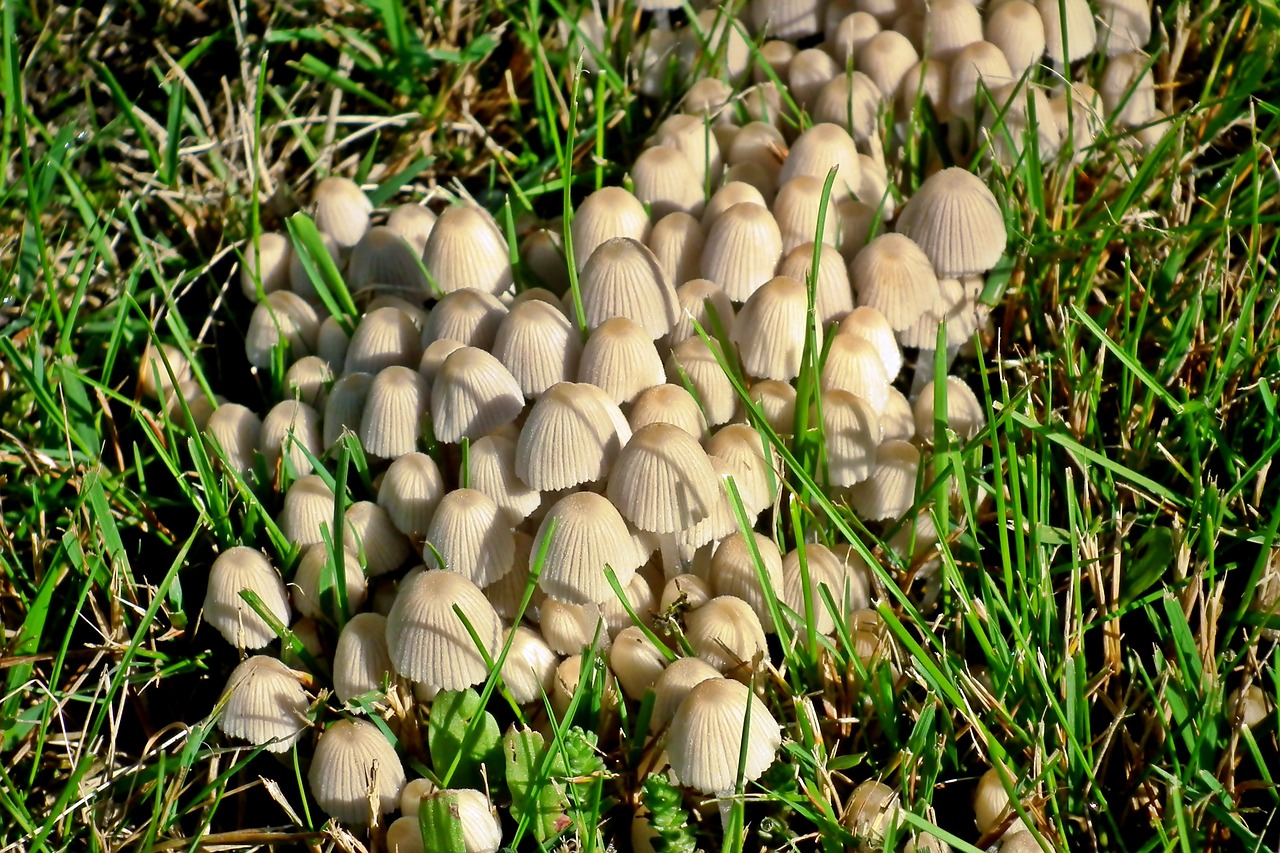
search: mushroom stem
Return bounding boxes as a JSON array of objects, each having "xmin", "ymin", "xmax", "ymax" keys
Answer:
[{"xmin": 717, "ymin": 797, "xmax": 734, "ymax": 835}]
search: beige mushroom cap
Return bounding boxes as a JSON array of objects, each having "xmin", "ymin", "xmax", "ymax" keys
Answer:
[
  {"xmin": 667, "ymin": 676, "xmax": 782, "ymax": 795},
  {"xmin": 491, "ymin": 299, "xmax": 582, "ymax": 399},
  {"xmin": 847, "ymin": 439, "xmax": 921, "ymax": 521},
  {"xmin": 849, "ymin": 233, "xmax": 940, "ymax": 333},
  {"xmin": 385, "ymin": 569, "xmax": 503, "ymax": 690},
  {"xmin": 360, "ymin": 366, "xmax": 429, "ymax": 460},
  {"xmin": 377, "ymin": 451, "xmax": 445, "ymax": 540},
  {"xmin": 425, "ymin": 488, "xmax": 516, "ymax": 588},
  {"xmin": 217, "ymin": 655, "xmax": 310, "ymax": 752},
  {"xmin": 571, "ymin": 186, "xmax": 652, "ymax": 272},
  {"xmin": 732, "ymin": 275, "xmax": 813, "ymax": 382},
  {"xmin": 344, "ymin": 307, "xmax": 422, "ymax": 376},
  {"xmin": 308, "ymin": 718, "xmax": 406, "ymax": 824},
  {"xmin": 534, "ymin": 491, "xmax": 643, "ymax": 605},
  {"xmin": 516, "ymin": 382, "xmax": 631, "ymax": 490},
  {"xmin": 422, "ymin": 204, "xmax": 513, "ymax": 296},
  {"xmin": 205, "ymin": 546, "xmax": 291, "ymax": 650},
  {"xmin": 430, "ymin": 346, "xmax": 525, "ymax": 445},
  {"xmin": 607, "ymin": 423, "xmax": 720, "ymax": 534},
  {"xmin": 894, "ymin": 168, "xmax": 1006, "ymax": 279},
  {"xmin": 500, "ymin": 626, "xmax": 559, "ymax": 705},
  {"xmin": 312, "ymin": 176, "xmax": 373, "ymax": 249}
]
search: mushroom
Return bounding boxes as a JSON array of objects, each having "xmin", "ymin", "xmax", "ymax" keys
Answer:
[
  {"xmin": 753, "ymin": 39, "xmax": 798, "ymax": 82},
  {"xmin": 946, "ymin": 41, "xmax": 1014, "ymax": 125},
  {"xmin": 703, "ymin": 181, "xmax": 769, "ymax": 225},
  {"xmin": 346, "ymin": 226, "xmax": 431, "ymax": 299},
  {"xmin": 913, "ymin": 376, "xmax": 986, "ymax": 444},
  {"xmin": 308, "ymin": 718, "xmax": 405, "ymax": 824},
  {"xmin": 849, "ymin": 233, "xmax": 940, "ymax": 333},
  {"xmin": 847, "ymin": 439, "xmax": 921, "ymax": 521},
  {"xmin": 670, "ymin": 278, "xmax": 737, "ymax": 345},
  {"xmin": 848, "ymin": 779, "xmax": 903, "ymax": 851},
  {"xmin": 429, "ymin": 346, "xmax": 525, "ymax": 444},
  {"xmin": 820, "ymin": 332, "xmax": 892, "ymax": 413},
  {"xmin": 322, "ymin": 372, "xmax": 373, "ymax": 450},
  {"xmin": 490, "ymin": 297, "xmax": 582, "ymax": 399},
  {"xmin": 651, "ymin": 114, "xmax": 724, "ymax": 193},
  {"xmin": 385, "ymin": 203, "xmax": 437, "ymax": 254},
  {"xmin": 629, "ymin": 383, "xmax": 709, "ymax": 439},
  {"xmin": 1099, "ymin": 52, "xmax": 1157, "ymax": 127},
  {"xmin": 292, "ymin": 544, "xmax": 367, "ymax": 619},
  {"xmin": 778, "ymin": 242, "xmax": 855, "ymax": 324},
  {"xmin": 609, "ymin": 625, "xmax": 669, "ymax": 700},
  {"xmin": 377, "ymin": 451, "xmax": 445, "ymax": 540},
  {"xmin": 571, "ymin": 186, "xmax": 652, "ymax": 272},
  {"xmin": 812, "ymin": 71, "xmax": 883, "ymax": 146},
  {"xmin": 924, "ymin": 0, "xmax": 983, "ymax": 61},
  {"xmin": 740, "ymin": 379, "xmax": 797, "ymax": 436},
  {"xmin": 1036, "ymin": 0, "xmax": 1096, "ymax": 65},
  {"xmin": 632, "ymin": 145, "xmax": 707, "ymax": 219},
  {"xmin": 667, "ymin": 676, "xmax": 781, "ymax": 794},
  {"xmin": 424, "ymin": 488, "xmax": 516, "ymax": 587},
  {"xmin": 829, "ymin": 13, "xmax": 881, "ymax": 65},
  {"xmin": 538, "ymin": 598, "xmax": 611, "ymax": 656},
  {"xmin": 418, "ymin": 789, "xmax": 503, "ymax": 853},
  {"xmin": 1096, "ymin": 0, "xmax": 1151, "ymax": 56},
  {"xmin": 288, "ymin": 229, "xmax": 340, "ymax": 301},
  {"xmin": 822, "ymin": 389, "xmax": 882, "ymax": 488},
  {"xmin": 333, "ymin": 612, "xmax": 396, "ymax": 705},
  {"xmin": 781, "ymin": 542, "xmax": 871, "ymax": 635},
  {"xmin": 732, "ymin": 275, "xmax": 813, "ymax": 382},
  {"xmin": 244, "ymin": 291, "xmax": 320, "ymax": 369},
  {"xmin": 359, "ymin": 366, "xmax": 429, "ymax": 460},
  {"xmin": 786, "ymin": 48, "xmax": 840, "ymax": 110},
  {"xmin": 533, "ymin": 491, "xmax": 643, "ymax": 605},
  {"xmin": 421, "ymin": 204, "xmax": 513, "ymax": 296},
  {"xmin": 344, "ymin": 306, "xmax": 422, "ymax": 375},
  {"xmin": 579, "ymin": 317, "xmax": 668, "ymax": 405},
  {"xmin": 974, "ymin": 766, "xmax": 1016, "ymax": 835},
  {"xmin": 881, "ymin": 387, "xmax": 917, "ymax": 442},
  {"xmin": 778, "ymin": 123, "xmax": 862, "ymax": 197},
  {"xmin": 550, "ymin": 653, "xmax": 620, "ymax": 719},
  {"xmin": 385, "ymin": 569, "xmax": 503, "ymax": 690},
  {"xmin": 216, "ymin": 655, "xmax": 310, "ymax": 752},
  {"xmin": 648, "ymin": 212, "xmax": 707, "ymax": 288},
  {"xmin": 258, "ymin": 399, "xmax": 323, "ymax": 478},
  {"xmin": 499, "ymin": 626, "xmax": 559, "ymax": 705},
  {"xmin": 608, "ymin": 423, "xmax": 719, "ymax": 534},
  {"xmin": 468, "ymin": 434, "xmax": 541, "ymax": 526},
  {"xmin": 519, "ymin": 228, "xmax": 571, "ymax": 294},
  {"xmin": 859, "ymin": 30, "xmax": 920, "ymax": 103},
  {"xmin": 515, "ymin": 382, "xmax": 630, "ymax": 490},
  {"xmin": 773, "ymin": 175, "xmax": 843, "ymax": 253},
  {"xmin": 283, "ymin": 356, "xmax": 334, "ymax": 408},
  {"xmin": 699, "ymin": 202, "xmax": 784, "ymax": 303},
  {"xmin": 579, "ymin": 237, "xmax": 680, "ymax": 340},
  {"xmin": 204, "ymin": 403, "xmax": 262, "ymax": 475},
  {"xmin": 896, "ymin": 59, "xmax": 951, "ymax": 123},
  {"xmin": 666, "ymin": 337, "xmax": 739, "ymax": 426},
  {"xmin": 685, "ymin": 596, "xmax": 769, "ymax": 677},
  {"xmin": 985, "ymin": 0, "xmax": 1047, "ymax": 79},
  {"xmin": 278, "ymin": 474, "xmax": 336, "ymax": 548},
  {"xmin": 240, "ymin": 231, "xmax": 291, "ymax": 301},
  {"xmin": 423, "ymin": 288, "xmax": 508, "ymax": 350},
  {"xmin": 709, "ymin": 531, "xmax": 785, "ymax": 632},
  {"xmin": 344, "ymin": 500, "xmax": 411, "ymax": 576},
  {"xmin": 840, "ymin": 306, "xmax": 903, "ymax": 378},
  {"xmin": 705, "ymin": 423, "xmax": 781, "ymax": 515},
  {"xmin": 893, "ymin": 167, "xmax": 1007, "ymax": 279}
]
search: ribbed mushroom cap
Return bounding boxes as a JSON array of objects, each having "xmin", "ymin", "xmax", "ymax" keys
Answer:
[
  {"xmin": 386, "ymin": 569, "xmax": 502, "ymax": 689},
  {"xmin": 578, "ymin": 317, "xmax": 668, "ymax": 405},
  {"xmin": 858, "ymin": 30, "xmax": 920, "ymax": 103},
  {"xmin": 629, "ymin": 383, "xmax": 709, "ymax": 439},
  {"xmin": 385, "ymin": 203, "xmax": 437, "ymax": 255},
  {"xmin": 424, "ymin": 288, "xmax": 508, "ymax": 350},
  {"xmin": 205, "ymin": 546, "xmax": 290, "ymax": 649},
  {"xmin": 894, "ymin": 168, "xmax": 1006, "ymax": 279},
  {"xmin": 608, "ymin": 423, "xmax": 719, "ymax": 534},
  {"xmin": 323, "ymin": 372, "xmax": 373, "ymax": 450},
  {"xmin": 386, "ymin": 817, "xmax": 424, "ymax": 853},
  {"xmin": 359, "ymin": 366, "xmax": 428, "ymax": 460},
  {"xmin": 259, "ymin": 399, "xmax": 323, "ymax": 477},
  {"xmin": 779, "ymin": 241, "xmax": 855, "ymax": 324},
  {"xmin": 347, "ymin": 226, "xmax": 431, "ymax": 299},
  {"xmin": 787, "ymin": 47, "xmax": 840, "ymax": 111},
  {"xmin": 726, "ymin": 121, "xmax": 787, "ymax": 177},
  {"xmin": 377, "ymin": 452, "xmax": 445, "ymax": 539},
  {"xmin": 293, "ymin": 544, "xmax": 367, "ymax": 619},
  {"xmin": 430, "ymin": 346, "xmax": 525, "ymax": 444},
  {"xmin": 812, "ymin": 72, "xmax": 883, "ymax": 146},
  {"xmin": 491, "ymin": 299, "xmax": 581, "ymax": 399},
  {"xmin": 830, "ymin": 12, "xmax": 881, "ymax": 63},
  {"xmin": 312, "ymin": 176, "xmax": 372, "ymax": 248},
  {"xmin": 418, "ymin": 339, "xmax": 466, "ymax": 386},
  {"xmin": 840, "ymin": 306, "xmax": 902, "ymax": 378},
  {"xmin": 742, "ymin": 81, "xmax": 787, "ymax": 128},
  {"xmin": 847, "ymin": 439, "xmax": 920, "ymax": 520},
  {"xmin": 499, "ymin": 626, "xmax": 558, "ymax": 705},
  {"xmin": 702, "ymin": 181, "xmax": 769, "ymax": 226},
  {"xmin": 705, "ymin": 423, "xmax": 781, "ymax": 516},
  {"xmin": 985, "ymin": 0, "xmax": 1046, "ymax": 78},
  {"xmin": 778, "ymin": 123, "xmax": 862, "ymax": 197},
  {"xmin": 821, "ymin": 332, "xmax": 892, "ymax": 413},
  {"xmin": 651, "ymin": 113, "xmax": 724, "ymax": 192},
  {"xmin": 774, "ymin": 175, "xmax": 843, "ymax": 253},
  {"xmin": 217, "ymin": 655, "xmax": 310, "ymax": 752},
  {"xmin": 538, "ymin": 598, "xmax": 610, "ymax": 655},
  {"xmin": 633, "ymin": 145, "xmax": 706, "ymax": 219},
  {"xmin": 667, "ymin": 337, "xmax": 740, "ymax": 428},
  {"xmin": 535, "ymin": 492, "xmax": 643, "ymax": 604},
  {"xmin": 648, "ymin": 656, "xmax": 721, "ymax": 734},
  {"xmin": 1050, "ymin": 83, "xmax": 1107, "ymax": 156},
  {"xmin": 578, "ymin": 238, "xmax": 680, "ymax": 340},
  {"xmin": 315, "ymin": 315, "xmax": 350, "ymax": 372},
  {"xmin": 849, "ymin": 233, "xmax": 940, "ymax": 333},
  {"xmin": 674, "ymin": 456, "xmax": 752, "ymax": 559},
  {"xmin": 881, "ymin": 387, "xmax": 916, "ymax": 442},
  {"xmin": 686, "ymin": 596, "xmax": 769, "ymax": 676},
  {"xmin": 667, "ymin": 676, "xmax": 782, "ymax": 794},
  {"xmin": 1097, "ymin": 0, "xmax": 1151, "ymax": 56},
  {"xmin": 550, "ymin": 652, "xmax": 621, "ymax": 718},
  {"xmin": 848, "ymin": 780, "xmax": 902, "ymax": 850},
  {"xmin": 515, "ymin": 382, "xmax": 630, "ymax": 490},
  {"xmin": 422, "ymin": 205, "xmax": 513, "ymax": 296},
  {"xmin": 609, "ymin": 625, "xmax": 669, "ymax": 701},
  {"xmin": 288, "ymin": 229, "xmax": 340, "ymax": 302},
  {"xmin": 241, "ymin": 231, "xmax": 291, "ymax": 301},
  {"xmin": 709, "ymin": 531, "xmax": 784, "ymax": 632},
  {"xmin": 781, "ymin": 542, "xmax": 871, "ymax": 635},
  {"xmin": 897, "ymin": 275, "xmax": 986, "ymax": 349},
  {"xmin": 731, "ymin": 275, "xmax": 812, "ymax": 382},
  {"xmin": 599, "ymin": 569, "xmax": 659, "ymax": 634},
  {"xmin": 279, "ymin": 474, "xmax": 336, "ymax": 548},
  {"xmin": 1099, "ymin": 52, "xmax": 1157, "ymax": 127},
  {"xmin": 468, "ymin": 435, "xmax": 540, "ymax": 525},
  {"xmin": 424, "ymin": 488, "xmax": 515, "ymax": 587},
  {"xmin": 204, "ymin": 403, "xmax": 262, "ymax": 475},
  {"xmin": 344, "ymin": 500, "xmax": 412, "ymax": 576},
  {"xmin": 345, "ymin": 307, "xmax": 422, "ymax": 376},
  {"xmin": 982, "ymin": 83, "xmax": 1061, "ymax": 165},
  {"xmin": 1036, "ymin": 0, "xmax": 1096, "ymax": 63},
  {"xmin": 753, "ymin": 38, "xmax": 798, "ymax": 82},
  {"xmin": 671, "ymin": 279, "xmax": 737, "ymax": 345},
  {"xmin": 138, "ymin": 342, "xmax": 193, "ymax": 401},
  {"xmin": 822, "ymin": 389, "xmax": 882, "ymax": 487},
  {"xmin": 924, "ymin": 0, "xmax": 983, "ymax": 61},
  {"xmin": 913, "ymin": 376, "xmax": 985, "ymax": 443},
  {"xmin": 245, "ymin": 291, "xmax": 320, "ymax": 369},
  {"xmin": 283, "ymin": 356, "xmax": 334, "ymax": 409},
  {"xmin": 483, "ymin": 532, "xmax": 542, "ymax": 622},
  {"xmin": 308, "ymin": 718, "xmax": 405, "ymax": 824},
  {"xmin": 974, "ymin": 767, "xmax": 1015, "ymax": 834},
  {"xmin": 741, "ymin": 379, "xmax": 797, "ymax": 436},
  {"xmin": 946, "ymin": 41, "xmax": 1014, "ymax": 121},
  {"xmin": 572, "ymin": 187, "xmax": 651, "ymax": 272},
  {"xmin": 332, "ymin": 612, "xmax": 396, "ymax": 704},
  {"xmin": 751, "ymin": 0, "xmax": 824, "ymax": 39},
  {"xmin": 648, "ymin": 212, "xmax": 706, "ymax": 289},
  {"xmin": 660, "ymin": 574, "xmax": 712, "ymax": 613},
  {"xmin": 700, "ymin": 202, "xmax": 784, "ymax": 303}
]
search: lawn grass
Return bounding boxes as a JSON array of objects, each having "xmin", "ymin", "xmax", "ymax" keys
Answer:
[{"xmin": 1, "ymin": 0, "xmax": 1279, "ymax": 851}]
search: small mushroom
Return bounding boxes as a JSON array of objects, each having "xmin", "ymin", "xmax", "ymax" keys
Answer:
[
  {"xmin": 308, "ymin": 718, "xmax": 405, "ymax": 824},
  {"xmin": 430, "ymin": 346, "xmax": 525, "ymax": 444},
  {"xmin": 385, "ymin": 569, "xmax": 503, "ymax": 690},
  {"xmin": 312, "ymin": 177, "xmax": 372, "ymax": 249},
  {"xmin": 216, "ymin": 655, "xmax": 309, "ymax": 752},
  {"xmin": 422, "ymin": 204, "xmax": 513, "ymax": 296},
  {"xmin": 359, "ymin": 365, "xmax": 429, "ymax": 460},
  {"xmin": 425, "ymin": 488, "xmax": 516, "ymax": 587},
  {"xmin": 333, "ymin": 612, "xmax": 396, "ymax": 705},
  {"xmin": 667, "ymin": 677, "xmax": 782, "ymax": 795}
]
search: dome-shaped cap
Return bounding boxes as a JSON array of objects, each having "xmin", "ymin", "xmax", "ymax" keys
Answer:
[
  {"xmin": 292, "ymin": 544, "xmax": 367, "ymax": 619},
  {"xmin": 360, "ymin": 366, "xmax": 429, "ymax": 460},
  {"xmin": 377, "ymin": 451, "xmax": 445, "ymax": 539},
  {"xmin": 880, "ymin": 387, "xmax": 915, "ymax": 442},
  {"xmin": 649, "ymin": 656, "xmax": 721, "ymax": 734},
  {"xmin": 316, "ymin": 314, "xmax": 350, "ymax": 372},
  {"xmin": 781, "ymin": 542, "xmax": 871, "ymax": 635},
  {"xmin": 138, "ymin": 342, "xmax": 192, "ymax": 401},
  {"xmin": 278, "ymin": 474, "xmax": 336, "ymax": 548},
  {"xmin": 849, "ymin": 779, "xmax": 903, "ymax": 850},
  {"xmin": 651, "ymin": 113, "xmax": 723, "ymax": 193},
  {"xmin": 423, "ymin": 288, "xmax": 508, "ymax": 350},
  {"xmin": 740, "ymin": 379, "xmax": 797, "ymax": 436},
  {"xmin": 946, "ymin": 41, "xmax": 1014, "ymax": 121},
  {"xmin": 632, "ymin": 145, "xmax": 706, "ymax": 219},
  {"xmin": 571, "ymin": 187, "xmax": 651, "ymax": 272},
  {"xmin": 753, "ymin": 38, "xmax": 797, "ymax": 82},
  {"xmin": 629, "ymin": 383, "xmax": 708, "ymax": 439},
  {"xmin": 1097, "ymin": 0, "xmax": 1151, "ymax": 56},
  {"xmin": 535, "ymin": 491, "xmax": 643, "ymax": 605},
  {"xmin": 985, "ymin": 0, "xmax": 1046, "ymax": 78},
  {"xmin": 418, "ymin": 338, "xmax": 466, "ymax": 386},
  {"xmin": 217, "ymin": 655, "xmax": 310, "ymax": 752},
  {"xmin": 670, "ymin": 278, "xmax": 736, "ymax": 345},
  {"xmin": 700, "ymin": 202, "xmax": 784, "ymax": 303},
  {"xmin": 896, "ymin": 58, "xmax": 951, "ymax": 123},
  {"xmin": 579, "ymin": 237, "xmax": 680, "ymax": 340},
  {"xmin": 578, "ymin": 317, "xmax": 667, "ymax": 406},
  {"xmin": 323, "ymin": 372, "xmax": 373, "ymax": 450},
  {"xmin": 974, "ymin": 766, "xmax": 1014, "ymax": 835},
  {"xmin": 607, "ymin": 423, "xmax": 719, "ymax": 534},
  {"xmin": 710, "ymin": 532, "xmax": 784, "ymax": 632},
  {"xmin": 923, "ymin": 0, "xmax": 983, "ymax": 61},
  {"xmin": 648, "ymin": 212, "xmax": 706, "ymax": 289},
  {"xmin": 666, "ymin": 337, "xmax": 739, "ymax": 427},
  {"xmin": 204, "ymin": 403, "xmax": 262, "ymax": 475},
  {"xmin": 787, "ymin": 48, "xmax": 840, "ymax": 111},
  {"xmin": 422, "ymin": 205, "xmax": 513, "ymax": 296},
  {"xmin": 609, "ymin": 625, "xmax": 669, "ymax": 701},
  {"xmin": 726, "ymin": 121, "xmax": 787, "ymax": 178},
  {"xmin": 1099, "ymin": 52, "xmax": 1157, "ymax": 127},
  {"xmin": 347, "ymin": 226, "xmax": 431, "ymax": 299},
  {"xmin": 469, "ymin": 434, "xmax": 541, "ymax": 525},
  {"xmin": 538, "ymin": 598, "xmax": 610, "ymax": 656},
  {"xmin": 674, "ymin": 457, "xmax": 751, "ymax": 560},
  {"xmin": 344, "ymin": 306, "xmax": 422, "ymax": 376},
  {"xmin": 1037, "ymin": 0, "xmax": 1096, "ymax": 64},
  {"xmin": 430, "ymin": 346, "xmax": 525, "ymax": 444},
  {"xmin": 344, "ymin": 500, "xmax": 411, "ymax": 576},
  {"xmin": 840, "ymin": 306, "xmax": 902, "ymax": 379},
  {"xmin": 732, "ymin": 275, "xmax": 813, "ymax": 381},
  {"xmin": 820, "ymin": 332, "xmax": 892, "ymax": 413},
  {"xmin": 240, "ymin": 231, "xmax": 291, "ymax": 301},
  {"xmin": 894, "ymin": 168, "xmax": 1006, "ymax": 279},
  {"xmin": 686, "ymin": 596, "xmax": 769, "ymax": 676},
  {"xmin": 702, "ymin": 181, "xmax": 769, "ymax": 226},
  {"xmin": 550, "ymin": 652, "xmax": 620, "ymax": 719},
  {"xmin": 812, "ymin": 72, "xmax": 883, "ymax": 146},
  {"xmin": 822, "ymin": 389, "xmax": 882, "ymax": 487},
  {"xmin": 847, "ymin": 439, "xmax": 920, "ymax": 520},
  {"xmin": 858, "ymin": 30, "xmax": 919, "ymax": 106},
  {"xmin": 416, "ymin": 789, "xmax": 503, "ymax": 853},
  {"xmin": 773, "ymin": 175, "xmax": 843, "ymax": 254},
  {"xmin": 667, "ymin": 676, "xmax": 782, "ymax": 794},
  {"xmin": 751, "ymin": 0, "xmax": 823, "ymax": 40},
  {"xmin": 830, "ymin": 12, "xmax": 882, "ymax": 64},
  {"xmin": 386, "ymin": 816, "xmax": 424, "ymax": 853},
  {"xmin": 244, "ymin": 291, "xmax": 320, "ymax": 369},
  {"xmin": 598, "ymin": 569, "xmax": 659, "ymax": 635},
  {"xmin": 204, "ymin": 540, "xmax": 290, "ymax": 648},
  {"xmin": 491, "ymin": 299, "xmax": 581, "ymax": 399},
  {"xmin": 385, "ymin": 569, "xmax": 503, "ymax": 689},
  {"xmin": 897, "ymin": 275, "xmax": 986, "ymax": 350},
  {"xmin": 385, "ymin": 203, "xmax": 437, "ymax": 254},
  {"xmin": 288, "ymin": 229, "xmax": 340, "ymax": 301},
  {"xmin": 332, "ymin": 612, "xmax": 396, "ymax": 705},
  {"xmin": 849, "ymin": 233, "xmax": 940, "ymax": 332},
  {"xmin": 484, "ymin": 532, "xmax": 544, "ymax": 622},
  {"xmin": 913, "ymin": 376, "xmax": 985, "ymax": 443},
  {"xmin": 258, "ymin": 399, "xmax": 323, "ymax": 478},
  {"xmin": 516, "ymin": 382, "xmax": 631, "ymax": 490},
  {"xmin": 283, "ymin": 356, "xmax": 334, "ymax": 408},
  {"xmin": 308, "ymin": 718, "xmax": 405, "ymax": 824},
  {"xmin": 660, "ymin": 574, "xmax": 712, "ymax": 612},
  {"xmin": 500, "ymin": 626, "xmax": 559, "ymax": 705},
  {"xmin": 312, "ymin": 177, "xmax": 372, "ymax": 249},
  {"xmin": 705, "ymin": 423, "xmax": 781, "ymax": 516},
  {"xmin": 778, "ymin": 123, "xmax": 861, "ymax": 197},
  {"xmin": 425, "ymin": 488, "xmax": 516, "ymax": 587}
]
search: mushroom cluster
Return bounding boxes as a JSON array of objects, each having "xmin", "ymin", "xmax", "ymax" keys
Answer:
[{"xmin": 169, "ymin": 0, "xmax": 1165, "ymax": 848}]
